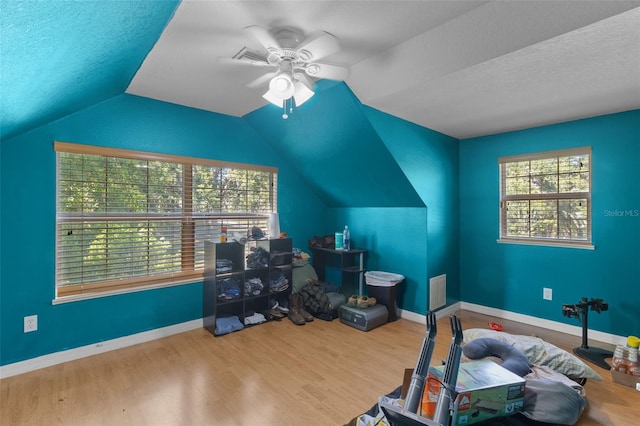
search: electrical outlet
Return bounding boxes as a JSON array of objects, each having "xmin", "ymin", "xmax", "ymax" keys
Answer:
[
  {"xmin": 543, "ymin": 288, "xmax": 553, "ymax": 301},
  {"xmin": 24, "ymin": 315, "xmax": 38, "ymax": 333}
]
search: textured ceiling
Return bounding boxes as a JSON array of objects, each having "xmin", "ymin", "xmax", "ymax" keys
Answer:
[
  {"xmin": 2, "ymin": 1, "xmax": 639, "ymax": 142},
  {"xmin": 127, "ymin": 0, "xmax": 640, "ymax": 139}
]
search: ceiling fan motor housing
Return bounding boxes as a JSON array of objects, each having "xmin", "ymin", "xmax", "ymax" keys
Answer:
[{"xmin": 266, "ymin": 29, "xmax": 316, "ymax": 65}]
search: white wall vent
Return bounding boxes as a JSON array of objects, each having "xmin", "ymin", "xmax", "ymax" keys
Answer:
[{"xmin": 429, "ymin": 274, "xmax": 446, "ymax": 311}]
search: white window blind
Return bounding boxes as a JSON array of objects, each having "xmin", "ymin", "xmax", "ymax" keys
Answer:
[
  {"xmin": 55, "ymin": 142, "xmax": 277, "ymax": 297},
  {"xmin": 499, "ymin": 147, "xmax": 592, "ymax": 248}
]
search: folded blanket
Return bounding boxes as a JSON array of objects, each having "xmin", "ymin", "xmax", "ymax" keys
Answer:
[{"xmin": 214, "ymin": 316, "xmax": 243, "ymax": 335}]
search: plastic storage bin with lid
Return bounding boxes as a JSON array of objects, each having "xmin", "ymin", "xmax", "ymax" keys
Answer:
[
  {"xmin": 612, "ymin": 335, "xmax": 640, "ymax": 376},
  {"xmin": 365, "ymin": 271, "xmax": 405, "ymax": 322}
]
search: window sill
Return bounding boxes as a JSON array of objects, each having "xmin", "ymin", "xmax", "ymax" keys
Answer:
[
  {"xmin": 52, "ymin": 277, "xmax": 202, "ymax": 305},
  {"xmin": 497, "ymin": 238, "xmax": 595, "ymax": 250}
]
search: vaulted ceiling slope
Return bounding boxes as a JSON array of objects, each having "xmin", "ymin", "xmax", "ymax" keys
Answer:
[
  {"xmin": 2, "ymin": 1, "xmax": 639, "ymax": 142},
  {"xmin": 0, "ymin": 0, "xmax": 180, "ymax": 141},
  {"xmin": 245, "ymin": 81, "xmax": 426, "ymax": 208}
]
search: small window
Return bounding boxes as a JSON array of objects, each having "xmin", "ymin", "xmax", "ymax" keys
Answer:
[
  {"xmin": 499, "ymin": 147, "xmax": 592, "ymax": 248},
  {"xmin": 55, "ymin": 142, "xmax": 278, "ymax": 298}
]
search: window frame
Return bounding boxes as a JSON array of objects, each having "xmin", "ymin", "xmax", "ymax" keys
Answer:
[
  {"xmin": 54, "ymin": 141, "xmax": 278, "ymax": 299},
  {"xmin": 498, "ymin": 147, "xmax": 593, "ymax": 249}
]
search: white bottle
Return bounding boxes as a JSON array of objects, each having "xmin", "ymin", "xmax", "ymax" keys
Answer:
[
  {"xmin": 267, "ymin": 212, "xmax": 280, "ymax": 239},
  {"xmin": 343, "ymin": 226, "xmax": 350, "ymax": 251}
]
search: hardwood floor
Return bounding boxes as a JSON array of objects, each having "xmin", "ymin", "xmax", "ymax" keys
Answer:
[{"xmin": 1, "ymin": 310, "xmax": 637, "ymax": 425}]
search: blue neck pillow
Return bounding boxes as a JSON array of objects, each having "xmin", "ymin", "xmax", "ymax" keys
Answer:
[{"xmin": 463, "ymin": 337, "xmax": 531, "ymax": 377}]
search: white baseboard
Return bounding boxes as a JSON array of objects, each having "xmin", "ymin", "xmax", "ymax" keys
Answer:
[
  {"xmin": 400, "ymin": 302, "xmax": 626, "ymax": 347},
  {"xmin": 0, "ymin": 319, "xmax": 203, "ymax": 379},
  {"xmin": 398, "ymin": 302, "xmax": 462, "ymax": 324},
  {"xmin": 460, "ymin": 302, "xmax": 627, "ymax": 346},
  {"xmin": 3, "ymin": 302, "xmax": 627, "ymax": 379}
]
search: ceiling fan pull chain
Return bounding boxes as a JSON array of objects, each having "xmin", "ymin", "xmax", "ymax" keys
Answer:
[{"xmin": 282, "ymin": 99, "xmax": 288, "ymax": 119}]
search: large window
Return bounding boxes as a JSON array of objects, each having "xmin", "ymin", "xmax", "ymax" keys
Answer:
[
  {"xmin": 499, "ymin": 147, "xmax": 592, "ymax": 248},
  {"xmin": 55, "ymin": 142, "xmax": 277, "ymax": 298}
]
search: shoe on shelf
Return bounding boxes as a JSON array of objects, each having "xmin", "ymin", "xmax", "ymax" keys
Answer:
[
  {"xmin": 292, "ymin": 293, "xmax": 314, "ymax": 322},
  {"xmin": 288, "ymin": 294, "xmax": 306, "ymax": 326},
  {"xmin": 357, "ymin": 295, "xmax": 377, "ymax": 309},
  {"xmin": 277, "ymin": 298, "xmax": 290, "ymax": 314},
  {"xmin": 348, "ymin": 294, "xmax": 358, "ymax": 307},
  {"xmin": 269, "ymin": 308, "xmax": 284, "ymax": 320},
  {"xmin": 300, "ymin": 309, "xmax": 314, "ymax": 322},
  {"xmin": 288, "ymin": 308, "xmax": 306, "ymax": 325}
]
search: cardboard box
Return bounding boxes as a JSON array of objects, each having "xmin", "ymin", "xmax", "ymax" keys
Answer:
[
  {"xmin": 425, "ymin": 360, "xmax": 526, "ymax": 425},
  {"xmin": 611, "ymin": 369, "xmax": 640, "ymax": 389}
]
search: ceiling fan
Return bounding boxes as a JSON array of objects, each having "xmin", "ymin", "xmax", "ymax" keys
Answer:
[{"xmin": 221, "ymin": 25, "xmax": 350, "ymax": 118}]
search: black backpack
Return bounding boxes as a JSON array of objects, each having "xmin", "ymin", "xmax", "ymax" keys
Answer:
[{"xmin": 299, "ymin": 282, "xmax": 332, "ymax": 320}]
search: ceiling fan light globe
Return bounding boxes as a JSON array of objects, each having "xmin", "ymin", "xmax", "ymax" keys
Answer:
[
  {"xmin": 263, "ymin": 90, "xmax": 285, "ymax": 107},
  {"xmin": 293, "ymin": 81, "xmax": 314, "ymax": 106},
  {"xmin": 269, "ymin": 74, "xmax": 295, "ymax": 98}
]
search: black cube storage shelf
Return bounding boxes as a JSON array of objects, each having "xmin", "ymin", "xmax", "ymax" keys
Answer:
[{"xmin": 203, "ymin": 238, "xmax": 293, "ymax": 336}]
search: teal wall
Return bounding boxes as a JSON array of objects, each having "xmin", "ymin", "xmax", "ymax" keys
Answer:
[
  {"xmin": 329, "ymin": 208, "xmax": 429, "ymax": 314},
  {"xmin": 244, "ymin": 82, "xmax": 424, "ymax": 208},
  {"xmin": 246, "ymin": 83, "xmax": 459, "ymax": 315},
  {"xmin": 1, "ymin": 82, "xmax": 460, "ymax": 366},
  {"xmin": 3, "ymin": 82, "xmax": 635, "ymax": 367},
  {"xmin": 459, "ymin": 110, "xmax": 640, "ymax": 337},
  {"xmin": 0, "ymin": 94, "xmax": 326, "ymax": 365},
  {"xmin": 362, "ymin": 108, "xmax": 460, "ymax": 307}
]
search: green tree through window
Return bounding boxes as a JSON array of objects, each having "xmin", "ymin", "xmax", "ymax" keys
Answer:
[
  {"xmin": 499, "ymin": 147, "xmax": 591, "ymax": 247},
  {"xmin": 55, "ymin": 142, "xmax": 277, "ymax": 297}
]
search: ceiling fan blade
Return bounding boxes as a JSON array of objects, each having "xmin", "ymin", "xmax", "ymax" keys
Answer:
[
  {"xmin": 304, "ymin": 63, "xmax": 350, "ymax": 81},
  {"xmin": 245, "ymin": 25, "xmax": 279, "ymax": 50},
  {"xmin": 247, "ymin": 71, "xmax": 278, "ymax": 89},
  {"xmin": 294, "ymin": 73, "xmax": 314, "ymax": 89},
  {"xmin": 296, "ymin": 31, "xmax": 340, "ymax": 62}
]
